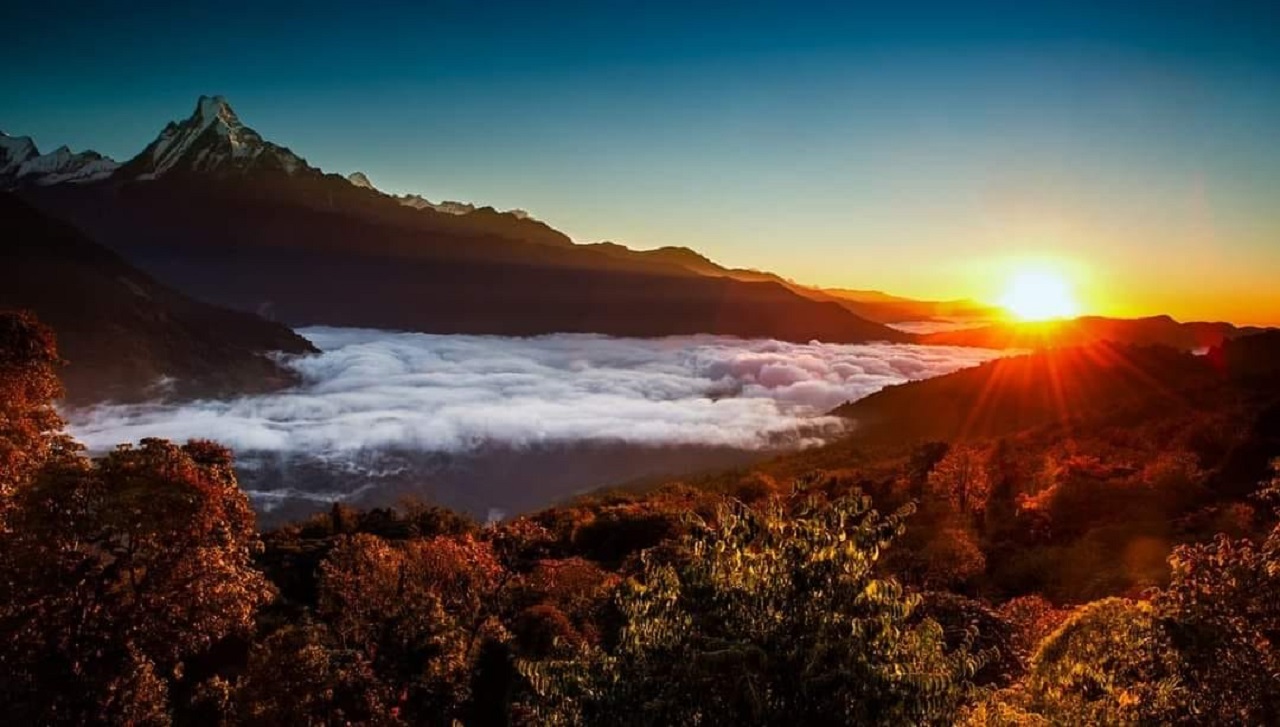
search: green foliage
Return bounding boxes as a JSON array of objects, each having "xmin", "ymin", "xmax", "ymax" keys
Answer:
[
  {"xmin": 522, "ymin": 494, "xmax": 988, "ymax": 725},
  {"xmin": 1150, "ymin": 461, "xmax": 1280, "ymax": 723},
  {"xmin": 1027, "ymin": 598, "xmax": 1184, "ymax": 725}
]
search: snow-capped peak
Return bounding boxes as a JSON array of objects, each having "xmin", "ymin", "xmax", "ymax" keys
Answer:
[
  {"xmin": 197, "ymin": 95, "xmax": 239, "ymax": 127},
  {"xmin": 347, "ymin": 171, "xmax": 376, "ymax": 190},
  {"xmin": 0, "ymin": 132, "xmax": 119, "ymax": 189},
  {"xmin": 0, "ymin": 131, "xmax": 40, "ymax": 176},
  {"xmin": 394, "ymin": 193, "xmax": 538, "ymax": 221},
  {"xmin": 122, "ymin": 94, "xmax": 317, "ymax": 180}
]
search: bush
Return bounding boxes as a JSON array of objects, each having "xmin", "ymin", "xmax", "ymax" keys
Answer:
[{"xmin": 523, "ymin": 493, "xmax": 987, "ymax": 725}]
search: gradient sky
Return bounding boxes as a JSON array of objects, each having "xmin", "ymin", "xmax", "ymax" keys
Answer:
[{"xmin": 4, "ymin": 1, "xmax": 1279, "ymax": 324}]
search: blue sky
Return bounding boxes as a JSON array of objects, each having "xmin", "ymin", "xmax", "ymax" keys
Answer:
[{"xmin": 5, "ymin": 1, "xmax": 1279, "ymax": 321}]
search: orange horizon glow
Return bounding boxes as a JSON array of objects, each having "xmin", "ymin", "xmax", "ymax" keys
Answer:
[{"xmin": 998, "ymin": 268, "xmax": 1081, "ymax": 322}]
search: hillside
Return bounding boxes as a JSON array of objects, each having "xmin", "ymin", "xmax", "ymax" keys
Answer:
[
  {"xmin": 920, "ymin": 315, "xmax": 1265, "ymax": 351},
  {"xmin": 0, "ymin": 193, "xmax": 316, "ymax": 404},
  {"xmin": 18, "ymin": 97, "xmax": 909, "ymax": 344},
  {"xmin": 832, "ymin": 333, "xmax": 1280, "ymax": 444},
  {"xmin": 582, "ymin": 241, "xmax": 998, "ymax": 324}
]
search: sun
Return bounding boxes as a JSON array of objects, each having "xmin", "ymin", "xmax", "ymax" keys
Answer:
[{"xmin": 999, "ymin": 269, "xmax": 1081, "ymax": 321}]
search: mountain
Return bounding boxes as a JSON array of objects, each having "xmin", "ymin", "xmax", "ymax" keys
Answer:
[
  {"xmin": 0, "ymin": 193, "xmax": 316, "ymax": 404},
  {"xmin": 831, "ymin": 332, "xmax": 1280, "ymax": 444},
  {"xmin": 820, "ymin": 289, "xmax": 1000, "ymax": 323},
  {"xmin": 919, "ymin": 315, "xmax": 1266, "ymax": 351},
  {"xmin": 0, "ymin": 132, "xmax": 39, "ymax": 175},
  {"xmin": 346, "ymin": 171, "xmax": 376, "ymax": 189},
  {"xmin": 116, "ymin": 95, "xmax": 315, "ymax": 180},
  {"xmin": 1, "ymin": 132, "xmax": 119, "ymax": 188},
  {"xmin": 349, "ymin": 169, "xmax": 534, "ymax": 220},
  {"xmin": 18, "ymin": 96, "xmax": 910, "ymax": 344},
  {"xmin": 581, "ymin": 242, "xmax": 998, "ymax": 324}
]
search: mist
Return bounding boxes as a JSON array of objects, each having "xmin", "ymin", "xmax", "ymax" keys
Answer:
[{"xmin": 67, "ymin": 328, "xmax": 1005, "ymax": 455}]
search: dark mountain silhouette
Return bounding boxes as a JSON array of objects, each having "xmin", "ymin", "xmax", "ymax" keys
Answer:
[
  {"xmin": 582, "ymin": 242, "xmax": 998, "ymax": 324},
  {"xmin": 919, "ymin": 315, "xmax": 1265, "ymax": 351},
  {"xmin": 819, "ymin": 288, "xmax": 999, "ymax": 324},
  {"xmin": 17, "ymin": 96, "xmax": 909, "ymax": 344},
  {"xmin": 0, "ymin": 193, "xmax": 316, "ymax": 404},
  {"xmin": 829, "ymin": 335, "xmax": 1280, "ymax": 444}
]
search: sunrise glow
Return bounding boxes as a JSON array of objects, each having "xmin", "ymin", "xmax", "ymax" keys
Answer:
[{"xmin": 998, "ymin": 269, "xmax": 1081, "ymax": 321}]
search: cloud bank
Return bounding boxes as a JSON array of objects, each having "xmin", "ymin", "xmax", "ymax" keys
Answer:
[{"xmin": 66, "ymin": 328, "xmax": 1004, "ymax": 455}]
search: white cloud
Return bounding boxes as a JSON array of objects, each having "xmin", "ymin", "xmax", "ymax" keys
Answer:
[{"xmin": 65, "ymin": 328, "xmax": 1004, "ymax": 456}]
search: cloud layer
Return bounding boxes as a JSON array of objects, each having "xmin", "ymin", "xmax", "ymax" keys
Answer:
[{"xmin": 66, "ymin": 328, "xmax": 1004, "ymax": 455}]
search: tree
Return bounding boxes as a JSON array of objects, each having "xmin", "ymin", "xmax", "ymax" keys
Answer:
[
  {"xmin": 316, "ymin": 532, "xmax": 509, "ymax": 724},
  {"xmin": 0, "ymin": 438, "xmax": 273, "ymax": 723},
  {"xmin": 927, "ymin": 444, "xmax": 992, "ymax": 518},
  {"xmin": 1027, "ymin": 598, "xmax": 1184, "ymax": 725},
  {"xmin": 0, "ymin": 311, "xmax": 70, "ymax": 526},
  {"xmin": 227, "ymin": 623, "xmax": 396, "ymax": 725},
  {"xmin": 523, "ymin": 493, "xmax": 987, "ymax": 725},
  {"xmin": 1150, "ymin": 460, "xmax": 1280, "ymax": 723}
]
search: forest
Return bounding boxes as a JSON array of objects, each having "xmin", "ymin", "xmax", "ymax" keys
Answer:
[{"xmin": 4, "ymin": 308, "xmax": 1280, "ymax": 726}]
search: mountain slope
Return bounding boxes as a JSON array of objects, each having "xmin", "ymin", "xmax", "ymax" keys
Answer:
[
  {"xmin": 116, "ymin": 95, "xmax": 314, "ymax": 179},
  {"xmin": 581, "ymin": 242, "xmax": 998, "ymax": 324},
  {"xmin": 829, "ymin": 335, "xmax": 1280, "ymax": 444},
  {"xmin": 0, "ymin": 193, "xmax": 317, "ymax": 404},
  {"xmin": 19, "ymin": 96, "xmax": 910, "ymax": 344},
  {"xmin": 920, "ymin": 315, "xmax": 1265, "ymax": 351}
]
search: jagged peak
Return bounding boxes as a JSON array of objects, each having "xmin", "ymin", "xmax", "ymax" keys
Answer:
[
  {"xmin": 0, "ymin": 131, "xmax": 39, "ymax": 157},
  {"xmin": 194, "ymin": 94, "xmax": 242, "ymax": 132},
  {"xmin": 124, "ymin": 94, "xmax": 314, "ymax": 180},
  {"xmin": 347, "ymin": 171, "xmax": 376, "ymax": 190},
  {"xmin": 0, "ymin": 135, "xmax": 119, "ymax": 187}
]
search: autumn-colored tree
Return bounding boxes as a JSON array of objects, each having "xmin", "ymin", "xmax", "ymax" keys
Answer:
[
  {"xmin": 0, "ymin": 311, "xmax": 71, "ymax": 525},
  {"xmin": 1149, "ymin": 460, "xmax": 1280, "ymax": 723},
  {"xmin": 570, "ymin": 505, "xmax": 686, "ymax": 567},
  {"xmin": 0, "ymin": 438, "xmax": 273, "ymax": 723},
  {"xmin": 523, "ymin": 494, "xmax": 988, "ymax": 725},
  {"xmin": 927, "ymin": 444, "xmax": 993, "ymax": 518},
  {"xmin": 730, "ymin": 472, "xmax": 782, "ymax": 503},
  {"xmin": 1137, "ymin": 450, "xmax": 1208, "ymax": 515},
  {"xmin": 997, "ymin": 595, "xmax": 1068, "ymax": 668},
  {"xmin": 904, "ymin": 441, "xmax": 952, "ymax": 499},
  {"xmin": 316, "ymin": 532, "xmax": 510, "ymax": 724},
  {"xmin": 226, "ymin": 623, "xmax": 397, "ymax": 725},
  {"xmin": 515, "ymin": 557, "xmax": 619, "ymax": 647}
]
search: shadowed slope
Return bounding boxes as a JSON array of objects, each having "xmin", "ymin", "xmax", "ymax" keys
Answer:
[
  {"xmin": 920, "ymin": 316, "xmax": 1266, "ymax": 352},
  {"xmin": 831, "ymin": 343, "xmax": 1230, "ymax": 443},
  {"xmin": 0, "ymin": 193, "xmax": 316, "ymax": 404}
]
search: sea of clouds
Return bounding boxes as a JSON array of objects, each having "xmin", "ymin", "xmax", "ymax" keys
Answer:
[{"xmin": 66, "ymin": 328, "xmax": 1005, "ymax": 456}]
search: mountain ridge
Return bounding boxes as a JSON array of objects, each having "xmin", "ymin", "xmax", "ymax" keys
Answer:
[
  {"xmin": 16, "ymin": 95, "xmax": 912, "ymax": 345},
  {"xmin": 1, "ymin": 131, "xmax": 120, "ymax": 187}
]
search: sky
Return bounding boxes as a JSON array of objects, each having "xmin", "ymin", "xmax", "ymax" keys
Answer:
[{"xmin": 4, "ymin": 1, "xmax": 1279, "ymax": 324}]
